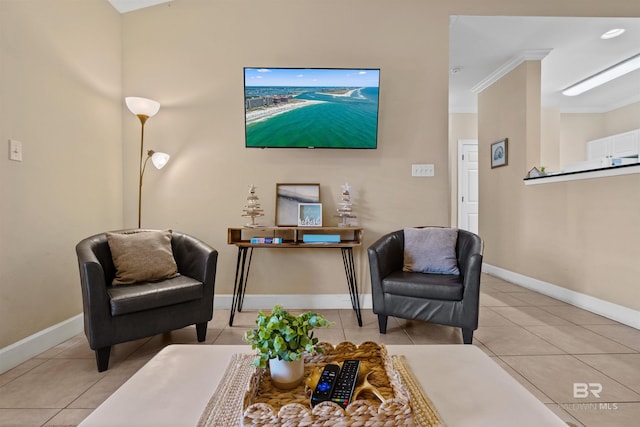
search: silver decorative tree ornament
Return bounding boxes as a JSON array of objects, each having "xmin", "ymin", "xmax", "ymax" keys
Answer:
[
  {"xmin": 241, "ymin": 184, "xmax": 265, "ymax": 227},
  {"xmin": 336, "ymin": 182, "xmax": 356, "ymax": 227}
]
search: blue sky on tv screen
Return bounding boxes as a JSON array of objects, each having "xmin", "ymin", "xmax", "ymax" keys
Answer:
[{"xmin": 245, "ymin": 68, "xmax": 380, "ymax": 87}]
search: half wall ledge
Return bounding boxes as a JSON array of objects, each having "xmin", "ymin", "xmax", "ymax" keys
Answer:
[{"xmin": 523, "ymin": 163, "xmax": 640, "ymax": 185}]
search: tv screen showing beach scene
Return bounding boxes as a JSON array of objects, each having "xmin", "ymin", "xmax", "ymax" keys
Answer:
[{"xmin": 244, "ymin": 68, "xmax": 380, "ymax": 149}]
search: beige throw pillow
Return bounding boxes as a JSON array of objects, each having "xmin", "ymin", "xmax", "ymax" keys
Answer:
[
  {"xmin": 107, "ymin": 230, "xmax": 179, "ymax": 285},
  {"xmin": 403, "ymin": 227, "xmax": 460, "ymax": 275}
]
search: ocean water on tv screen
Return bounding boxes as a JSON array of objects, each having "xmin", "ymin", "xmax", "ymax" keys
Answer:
[{"xmin": 245, "ymin": 86, "xmax": 380, "ymax": 149}]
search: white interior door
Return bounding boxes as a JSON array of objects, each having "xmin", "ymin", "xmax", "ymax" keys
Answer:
[{"xmin": 458, "ymin": 140, "xmax": 478, "ymax": 234}]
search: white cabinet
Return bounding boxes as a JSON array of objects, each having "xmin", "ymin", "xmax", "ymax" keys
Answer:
[
  {"xmin": 612, "ymin": 130, "xmax": 639, "ymax": 158},
  {"xmin": 586, "ymin": 136, "xmax": 611, "ymax": 160},
  {"xmin": 587, "ymin": 129, "xmax": 639, "ymax": 160}
]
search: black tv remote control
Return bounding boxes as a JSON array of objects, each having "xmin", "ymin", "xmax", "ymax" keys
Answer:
[
  {"xmin": 311, "ymin": 364, "xmax": 341, "ymax": 407},
  {"xmin": 330, "ymin": 359, "xmax": 360, "ymax": 408}
]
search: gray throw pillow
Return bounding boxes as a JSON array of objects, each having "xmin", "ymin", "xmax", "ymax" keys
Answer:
[
  {"xmin": 403, "ymin": 227, "xmax": 460, "ymax": 275},
  {"xmin": 107, "ymin": 230, "xmax": 179, "ymax": 285}
]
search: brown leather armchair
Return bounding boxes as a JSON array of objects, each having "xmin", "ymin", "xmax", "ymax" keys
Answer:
[
  {"xmin": 76, "ymin": 229, "xmax": 218, "ymax": 371},
  {"xmin": 367, "ymin": 227, "xmax": 483, "ymax": 344}
]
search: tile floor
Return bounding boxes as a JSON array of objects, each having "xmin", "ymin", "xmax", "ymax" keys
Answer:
[{"xmin": 0, "ymin": 273, "xmax": 639, "ymax": 426}]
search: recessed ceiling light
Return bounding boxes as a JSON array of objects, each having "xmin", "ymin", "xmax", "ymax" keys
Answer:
[
  {"xmin": 562, "ymin": 52, "xmax": 640, "ymax": 96},
  {"xmin": 601, "ymin": 28, "xmax": 625, "ymax": 39}
]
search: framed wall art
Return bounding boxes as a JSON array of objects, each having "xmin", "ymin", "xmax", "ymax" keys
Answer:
[
  {"xmin": 298, "ymin": 203, "xmax": 323, "ymax": 227},
  {"xmin": 491, "ymin": 138, "xmax": 508, "ymax": 168},
  {"xmin": 275, "ymin": 183, "xmax": 320, "ymax": 226}
]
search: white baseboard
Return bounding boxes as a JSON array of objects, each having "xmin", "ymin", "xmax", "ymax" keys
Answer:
[
  {"xmin": 214, "ymin": 294, "xmax": 373, "ymax": 310},
  {"xmin": 483, "ymin": 264, "xmax": 639, "ymax": 329},
  {"xmin": 4, "ymin": 274, "xmax": 636, "ymax": 376},
  {"xmin": 0, "ymin": 295, "xmax": 372, "ymax": 374},
  {"xmin": 0, "ymin": 314, "xmax": 84, "ymax": 375}
]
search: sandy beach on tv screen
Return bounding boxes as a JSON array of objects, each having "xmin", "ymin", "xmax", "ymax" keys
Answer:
[{"xmin": 246, "ymin": 99, "xmax": 325, "ymax": 125}]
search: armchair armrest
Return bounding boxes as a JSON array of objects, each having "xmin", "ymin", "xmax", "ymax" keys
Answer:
[
  {"xmin": 456, "ymin": 230, "xmax": 483, "ymax": 281},
  {"xmin": 171, "ymin": 233, "xmax": 218, "ymax": 288},
  {"xmin": 76, "ymin": 239, "xmax": 113, "ymax": 349},
  {"xmin": 461, "ymin": 253, "xmax": 483, "ymax": 295},
  {"xmin": 368, "ymin": 231, "xmax": 404, "ymax": 312},
  {"xmin": 367, "ymin": 230, "xmax": 404, "ymax": 280},
  {"xmin": 457, "ymin": 231, "xmax": 483, "ymax": 329}
]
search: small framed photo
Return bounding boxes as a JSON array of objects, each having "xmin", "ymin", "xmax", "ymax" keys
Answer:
[
  {"xmin": 298, "ymin": 203, "xmax": 323, "ymax": 227},
  {"xmin": 491, "ymin": 138, "xmax": 508, "ymax": 168},
  {"xmin": 276, "ymin": 183, "xmax": 320, "ymax": 226}
]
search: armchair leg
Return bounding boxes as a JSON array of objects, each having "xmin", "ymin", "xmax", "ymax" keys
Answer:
[
  {"xmin": 95, "ymin": 347, "xmax": 111, "ymax": 372},
  {"xmin": 196, "ymin": 322, "xmax": 207, "ymax": 342},
  {"xmin": 462, "ymin": 328, "xmax": 473, "ymax": 344},
  {"xmin": 377, "ymin": 315, "xmax": 388, "ymax": 334}
]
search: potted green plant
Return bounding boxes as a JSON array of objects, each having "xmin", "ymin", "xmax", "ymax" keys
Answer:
[{"xmin": 244, "ymin": 305, "xmax": 333, "ymax": 389}]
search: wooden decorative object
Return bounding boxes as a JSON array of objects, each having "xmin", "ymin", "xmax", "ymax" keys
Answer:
[{"xmin": 241, "ymin": 184, "xmax": 265, "ymax": 227}]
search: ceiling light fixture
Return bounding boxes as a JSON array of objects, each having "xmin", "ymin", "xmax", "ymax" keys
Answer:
[
  {"xmin": 601, "ymin": 28, "xmax": 625, "ymax": 39},
  {"xmin": 562, "ymin": 53, "xmax": 640, "ymax": 96}
]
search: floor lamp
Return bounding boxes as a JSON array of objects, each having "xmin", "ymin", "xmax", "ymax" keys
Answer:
[{"xmin": 125, "ymin": 96, "xmax": 170, "ymax": 228}]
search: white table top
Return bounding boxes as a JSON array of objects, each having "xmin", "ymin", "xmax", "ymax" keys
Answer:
[{"xmin": 79, "ymin": 344, "xmax": 566, "ymax": 427}]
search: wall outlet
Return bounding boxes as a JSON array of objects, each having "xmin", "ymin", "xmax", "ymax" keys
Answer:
[{"xmin": 412, "ymin": 163, "xmax": 434, "ymax": 177}]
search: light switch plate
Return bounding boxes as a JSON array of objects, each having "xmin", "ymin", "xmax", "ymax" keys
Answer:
[
  {"xmin": 412, "ymin": 163, "xmax": 434, "ymax": 177},
  {"xmin": 9, "ymin": 139, "xmax": 23, "ymax": 162}
]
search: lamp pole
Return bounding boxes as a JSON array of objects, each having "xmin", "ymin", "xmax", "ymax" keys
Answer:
[{"xmin": 136, "ymin": 114, "xmax": 149, "ymax": 228}]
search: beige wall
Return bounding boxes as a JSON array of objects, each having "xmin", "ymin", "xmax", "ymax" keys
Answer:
[
  {"xmin": 604, "ymin": 102, "xmax": 640, "ymax": 135},
  {"xmin": 479, "ymin": 61, "xmax": 541, "ymax": 269},
  {"xmin": 541, "ymin": 108, "xmax": 561, "ymax": 171},
  {"xmin": 120, "ymin": 0, "xmax": 456, "ymax": 299},
  {"xmin": 559, "ymin": 113, "xmax": 605, "ymax": 165},
  {"xmin": 2, "ymin": 0, "xmax": 640, "ymax": 350},
  {"xmin": 0, "ymin": 0, "xmax": 123, "ymax": 347},
  {"xmin": 480, "ymin": 62, "xmax": 640, "ymax": 312},
  {"xmin": 123, "ymin": 0, "xmax": 639, "ymax": 310}
]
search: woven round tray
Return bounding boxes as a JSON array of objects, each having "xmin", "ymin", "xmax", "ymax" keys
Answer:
[{"xmin": 242, "ymin": 341, "xmax": 412, "ymax": 426}]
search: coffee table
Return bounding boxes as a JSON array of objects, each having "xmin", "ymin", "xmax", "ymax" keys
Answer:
[{"xmin": 79, "ymin": 344, "xmax": 566, "ymax": 427}]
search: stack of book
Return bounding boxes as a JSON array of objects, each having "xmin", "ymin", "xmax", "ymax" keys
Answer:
[{"xmin": 250, "ymin": 237, "xmax": 283, "ymax": 244}]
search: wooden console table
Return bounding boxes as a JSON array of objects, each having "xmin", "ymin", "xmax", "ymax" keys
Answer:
[{"xmin": 227, "ymin": 226, "xmax": 364, "ymax": 327}]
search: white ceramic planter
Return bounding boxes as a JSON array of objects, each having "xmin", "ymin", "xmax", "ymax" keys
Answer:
[{"xmin": 269, "ymin": 358, "xmax": 304, "ymax": 389}]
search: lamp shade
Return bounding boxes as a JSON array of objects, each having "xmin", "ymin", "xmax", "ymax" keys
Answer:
[
  {"xmin": 151, "ymin": 151, "xmax": 170, "ymax": 169},
  {"xmin": 125, "ymin": 97, "xmax": 160, "ymax": 117}
]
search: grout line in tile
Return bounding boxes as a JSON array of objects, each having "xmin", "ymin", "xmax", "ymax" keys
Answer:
[{"xmin": 2, "ymin": 275, "xmax": 638, "ymax": 427}]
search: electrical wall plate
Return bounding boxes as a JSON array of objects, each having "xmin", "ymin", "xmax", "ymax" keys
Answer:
[
  {"xmin": 9, "ymin": 139, "xmax": 23, "ymax": 162},
  {"xmin": 412, "ymin": 163, "xmax": 434, "ymax": 177}
]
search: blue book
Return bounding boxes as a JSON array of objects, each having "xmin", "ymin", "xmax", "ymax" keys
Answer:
[{"xmin": 302, "ymin": 234, "xmax": 341, "ymax": 243}]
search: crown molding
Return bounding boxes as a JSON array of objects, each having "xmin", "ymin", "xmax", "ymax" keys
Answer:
[{"xmin": 471, "ymin": 49, "xmax": 553, "ymax": 94}]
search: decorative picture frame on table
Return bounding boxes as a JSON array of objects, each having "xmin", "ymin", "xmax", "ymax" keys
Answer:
[
  {"xmin": 491, "ymin": 138, "xmax": 508, "ymax": 168},
  {"xmin": 276, "ymin": 183, "xmax": 320, "ymax": 226},
  {"xmin": 298, "ymin": 203, "xmax": 323, "ymax": 227}
]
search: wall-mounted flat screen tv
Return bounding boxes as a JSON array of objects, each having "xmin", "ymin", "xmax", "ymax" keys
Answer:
[{"xmin": 244, "ymin": 67, "xmax": 380, "ymax": 149}]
